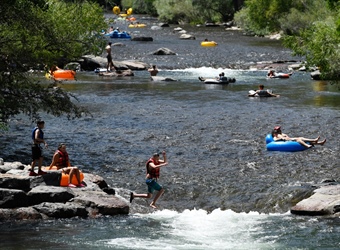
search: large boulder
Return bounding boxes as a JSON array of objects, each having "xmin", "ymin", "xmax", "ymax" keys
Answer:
[
  {"xmin": 79, "ymin": 55, "xmax": 106, "ymax": 70},
  {"xmin": 291, "ymin": 183, "xmax": 340, "ymax": 216}
]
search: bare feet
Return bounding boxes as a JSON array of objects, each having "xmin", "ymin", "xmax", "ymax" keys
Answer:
[
  {"xmin": 313, "ymin": 136, "xmax": 320, "ymax": 142},
  {"xmin": 150, "ymin": 203, "xmax": 157, "ymax": 209},
  {"xmin": 319, "ymin": 139, "xmax": 326, "ymax": 145}
]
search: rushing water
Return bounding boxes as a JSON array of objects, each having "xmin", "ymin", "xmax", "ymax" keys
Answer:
[{"xmin": 1, "ymin": 15, "xmax": 340, "ymax": 249}]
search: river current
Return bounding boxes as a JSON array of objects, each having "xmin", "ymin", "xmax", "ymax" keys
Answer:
[{"xmin": 1, "ymin": 15, "xmax": 340, "ymax": 249}]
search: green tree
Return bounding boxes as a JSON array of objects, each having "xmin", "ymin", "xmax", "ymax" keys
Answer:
[
  {"xmin": 0, "ymin": 0, "xmax": 107, "ymax": 124},
  {"xmin": 192, "ymin": 0, "xmax": 235, "ymax": 23},
  {"xmin": 283, "ymin": 5, "xmax": 340, "ymax": 79}
]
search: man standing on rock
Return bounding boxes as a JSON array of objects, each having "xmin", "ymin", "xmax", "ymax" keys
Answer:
[
  {"xmin": 130, "ymin": 151, "xmax": 168, "ymax": 209},
  {"xmin": 29, "ymin": 120, "xmax": 48, "ymax": 176},
  {"xmin": 106, "ymin": 42, "xmax": 115, "ymax": 72}
]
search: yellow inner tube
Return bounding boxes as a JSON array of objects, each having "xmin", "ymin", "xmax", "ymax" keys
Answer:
[
  {"xmin": 201, "ymin": 41, "xmax": 218, "ymax": 47},
  {"xmin": 127, "ymin": 8, "xmax": 133, "ymax": 15},
  {"xmin": 128, "ymin": 24, "xmax": 146, "ymax": 28},
  {"xmin": 113, "ymin": 6, "xmax": 120, "ymax": 15}
]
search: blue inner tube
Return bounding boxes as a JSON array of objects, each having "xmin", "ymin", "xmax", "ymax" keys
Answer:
[{"xmin": 265, "ymin": 134, "xmax": 309, "ymax": 152}]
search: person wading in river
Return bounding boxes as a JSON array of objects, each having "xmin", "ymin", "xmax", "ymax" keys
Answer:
[
  {"xmin": 130, "ymin": 151, "xmax": 168, "ymax": 209},
  {"xmin": 106, "ymin": 42, "xmax": 115, "ymax": 72}
]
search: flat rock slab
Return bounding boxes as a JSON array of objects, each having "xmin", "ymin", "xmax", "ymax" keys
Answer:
[{"xmin": 291, "ymin": 185, "xmax": 340, "ymax": 215}]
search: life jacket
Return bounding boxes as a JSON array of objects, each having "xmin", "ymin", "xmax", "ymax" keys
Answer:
[
  {"xmin": 57, "ymin": 150, "xmax": 69, "ymax": 167},
  {"xmin": 146, "ymin": 158, "xmax": 160, "ymax": 179},
  {"xmin": 31, "ymin": 127, "xmax": 44, "ymax": 142}
]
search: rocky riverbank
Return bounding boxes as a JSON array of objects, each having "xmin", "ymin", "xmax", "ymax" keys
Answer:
[
  {"xmin": 1, "ymin": 160, "xmax": 340, "ymax": 221},
  {"xmin": 0, "ymin": 161, "xmax": 129, "ymax": 221}
]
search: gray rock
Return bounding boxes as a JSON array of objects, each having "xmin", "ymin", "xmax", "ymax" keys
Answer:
[
  {"xmin": 0, "ymin": 188, "xmax": 29, "ymax": 208},
  {"xmin": 33, "ymin": 202, "xmax": 88, "ymax": 218},
  {"xmin": 27, "ymin": 186, "xmax": 75, "ymax": 205},
  {"xmin": 311, "ymin": 70, "xmax": 321, "ymax": 80},
  {"xmin": 120, "ymin": 60, "xmax": 148, "ymax": 70},
  {"xmin": 179, "ymin": 34, "xmax": 196, "ymax": 40},
  {"xmin": 151, "ymin": 48, "xmax": 176, "ymax": 55},
  {"xmin": 291, "ymin": 184, "xmax": 340, "ymax": 216},
  {"xmin": 0, "ymin": 161, "xmax": 129, "ymax": 221},
  {"xmin": 131, "ymin": 36, "xmax": 153, "ymax": 41}
]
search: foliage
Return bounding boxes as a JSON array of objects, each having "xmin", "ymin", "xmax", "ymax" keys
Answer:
[
  {"xmin": 153, "ymin": 0, "xmax": 196, "ymax": 23},
  {"xmin": 0, "ymin": 0, "xmax": 107, "ymax": 124},
  {"xmin": 192, "ymin": 0, "xmax": 235, "ymax": 23},
  {"xmin": 282, "ymin": 1, "xmax": 340, "ymax": 79},
  {"xmin": 121, "ymin": 0, "xmax": 157, "ymax": 15},
  {"xmin": 234, "ymin": 0, "xmax": 294, "ymax": 35}
]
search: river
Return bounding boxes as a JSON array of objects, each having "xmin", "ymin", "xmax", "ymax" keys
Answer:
[{"xmin": 1, "ymin": 14, "xmax": 340, "ymax": 249}]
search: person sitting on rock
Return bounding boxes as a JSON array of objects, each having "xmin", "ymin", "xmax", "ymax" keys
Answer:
[{"xmin": 49, "ymin": 143, "xmax": 85, "ymax": 188}]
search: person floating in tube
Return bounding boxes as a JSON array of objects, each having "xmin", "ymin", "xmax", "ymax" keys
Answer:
[{"xmin": 272, "ymin": 126, "xmax": 326, "ymax": 148}]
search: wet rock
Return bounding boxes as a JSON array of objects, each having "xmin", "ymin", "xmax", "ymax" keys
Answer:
[
  {"xmin": 311, "ymin": 70, "xmax": 321, "ymax": 80},
  {"xmin": 151, "ymin": 26, "xmax": 162, "ymax": 30},
  {"xmin": 0, "ymin": 161, "xmax": 129, "ymax": 221},
  {"xmin": 79, "ymin": 55, "xmax": 146, "ymax": 71},
  {"xmin": 33, "ymin": 202, "xmax": 88, "ymax": 218},
  {"xmin": 151, "ymin": 48, "xmax": 176, "ymax": 55},
  {"xmin": 159, "ymin": 23, "xmax": 169, "ymax": 27},
  {"xmin": 120, "ymin": 60, "xmax": 148, "ymax": 70},
  {"xmin": 291, "ymin": 183, "xmax": 340, "ymax": 216},
  {"xmin": 179, "ymin": 34, "xmax": 196, "ymax": 40},
  {"xmin": 131, "ymin": 36, "xmax": 153, "ymax": 41},
  {"xmin": 99, "ymin": 69, "xmax": 134, "ymax": 77}
]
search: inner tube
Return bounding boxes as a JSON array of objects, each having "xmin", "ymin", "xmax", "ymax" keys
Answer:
[
  {"xmin": 128, "ymin": 24, "xmax": 146, "ymax": 28},
  {"xmin": 127, "ymin": 8, "xmax": 133, "ymax": 16},
  {"xmin": 43, "ymin": 166, "xmax": 84, "ymax": 187},
  {"xmin": 265, "ymin": 134, "xmax": 309, "ymax": 152},
  {"xmin": 113, "ymin": 6, "xmax": 120, "ymax": 15},
  {"xmin": 51, "ymin": 69, "xmax": 76, "ymax": 80},
  {"xmin": 201, "ymin": 41, "xmax": 218, "ymax": 47}
]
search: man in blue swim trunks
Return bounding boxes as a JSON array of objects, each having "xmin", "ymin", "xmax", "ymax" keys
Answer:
[{"xmin": 130, "ymin": 151, "xmax": 168, "ymax": 209}]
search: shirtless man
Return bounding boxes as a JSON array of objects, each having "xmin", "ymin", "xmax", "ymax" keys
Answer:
[
  {"xmin": 106, "ymin": 42, "xmax": 115, "ymax": 72},
  {"xmin": 148, "ymin": 65, "xmax": 159, "ymax": 76}
]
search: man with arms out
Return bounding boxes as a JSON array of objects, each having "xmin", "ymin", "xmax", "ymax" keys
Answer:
[
  {"xmin": 130, "ymin": 151, "xmax": 168, "ymax": 209},
  {"xmin": 148, "ymin": 65, "xmax": 159, "ymax": 76},
  {"xmin": 30, "ymin": 121, "xmax": 47, "ymax": 176}
]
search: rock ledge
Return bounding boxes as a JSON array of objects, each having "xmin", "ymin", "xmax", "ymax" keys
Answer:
[{"xmin": 0, "ymin": 161, "xmax": 129, "ymax": 221}]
